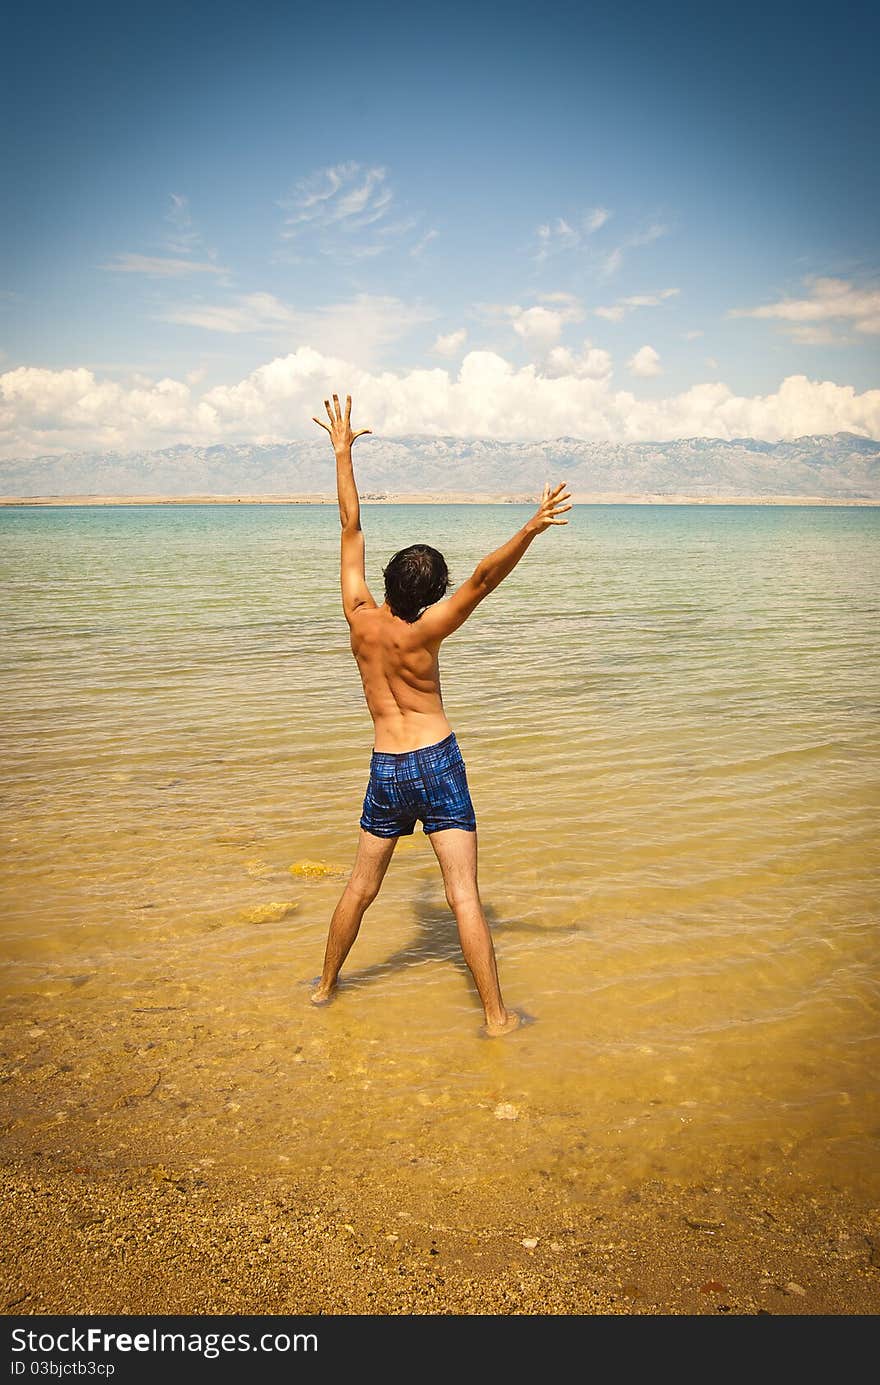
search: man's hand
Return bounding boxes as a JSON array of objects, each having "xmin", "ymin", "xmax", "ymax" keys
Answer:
[
  {"xmin": 528, "ymin": 481, "xmax": 572, "ymax": 533},
  {"xmin": 312, "ymin": 393, "xmax": 372, "ymax": 454}
]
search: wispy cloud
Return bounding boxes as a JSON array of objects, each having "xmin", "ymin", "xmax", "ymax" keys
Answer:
[
  {"xmin": 165, "ymin": 193, "xmax": 202, "ymax": 256},
  {"xmin": 160, "ymin": 292, "xmax": 432, "ymax": 364},
  {"xmin": 595, "ymin": 287, "xmax": 679, "ymax": 321},
  {"xmin": 598, "ymin": 222, "xmax": 670, "ymax": 280},
  {"xmin": 628, "ymin": 344, "xmax": 662, "ymax": 377},
  {"xmin": 101, "ymin": 253, "xmax": 227, "ymax": 278},
  {"xmin": 162, "ymin": 292, "xmax": 295, "ymax": 334},
  {"xmin": 729, "ymin": 276, "xmax": 880, "ymax": 339},
  {"xmin": 411, "ymin": 229, "xmax": 439, "ymax": 259},
  {"xmin": 535, "ymin": 207, "xmax": 610, "ymax": 263},
  {"xmin": 101, "ymin": 194, "xmax": 226, "ymax": 280},
  {"xmin": 278, "ymin": 161, "xmax": 434, "ymax": 262}
]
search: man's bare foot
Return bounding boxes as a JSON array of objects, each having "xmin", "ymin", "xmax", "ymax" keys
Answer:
[
  {"xmin": 309, "ymin": 980, "xmax": 336, "ymax": 1007},
  {"xmin": 484, "ymin": 1008, "xmax": 521, "ymax": 1037}
]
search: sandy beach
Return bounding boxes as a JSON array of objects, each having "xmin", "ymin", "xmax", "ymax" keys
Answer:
[{"xmin": 3, "ymin": 1160, "xmax": 879, "ymax": 1315}]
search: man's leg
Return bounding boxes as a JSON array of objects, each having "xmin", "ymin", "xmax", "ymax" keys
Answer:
[
  {"xmin": 428, "ymin": 828, "xmax": 520, "ymax": 1036},
  {"xmin": 310, "ymin": 829, "xmax": 398, "ymax": 1005}
]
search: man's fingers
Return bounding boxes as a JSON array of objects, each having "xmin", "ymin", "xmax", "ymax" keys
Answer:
[
  {"xmin": 345, "ymin": 394, "xmax": 352, "ymax": 422},
  {"xmin": 324, "ymin": 398, "xmax": 335, "ymax": 424},
  {"xmin": 352, "ymin": 428, "xmax": 372, "ymax": 440},
  {"xmin": 552, "ymin": 502, "xmax": 573, "ymax": 514},
  {"xmin": 332, "ymin": 392, "xmax": 342, "ymax": 420},
  {"xmin": 548, "ymin": 517, "xmax": 569, "ymax": 524},
  {"xmin": 312, "ymin": 416, "xmax": 331, "ymax": 432}
]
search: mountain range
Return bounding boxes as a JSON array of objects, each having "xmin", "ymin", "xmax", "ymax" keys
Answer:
[{"xmin": 3, "ymin": 432, "xmax": 880, "ymax": 499}]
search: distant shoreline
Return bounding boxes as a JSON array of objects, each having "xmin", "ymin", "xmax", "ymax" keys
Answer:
[{"xmin": 2, "ymin": 492, "xmax": 879, "ymax": 508}]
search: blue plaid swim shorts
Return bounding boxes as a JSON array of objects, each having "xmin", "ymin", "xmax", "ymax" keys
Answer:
[{"xmin": 360, "ymin": 732, "xmax": 477, "ymax": 837}]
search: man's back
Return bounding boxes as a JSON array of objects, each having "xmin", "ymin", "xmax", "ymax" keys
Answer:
[{"xmin": 349, "ymin": 605, "xmax": 451, "ymax": 753}]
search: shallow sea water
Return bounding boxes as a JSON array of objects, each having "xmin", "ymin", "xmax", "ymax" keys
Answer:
[{"xmin": 1, "ymin": 502, "xmax": 878, "ymax": 1199}]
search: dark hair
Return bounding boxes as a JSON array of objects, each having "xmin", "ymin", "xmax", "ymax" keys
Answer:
[{"xmin": 383, "ymin": 544, "xmax": 450, "ymax": 623}]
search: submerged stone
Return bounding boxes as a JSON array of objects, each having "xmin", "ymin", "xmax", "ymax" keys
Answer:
[
  {"xmin": 289, "ymin": 860, "xmax": 345, "ymax": 879},
  {"xmin": 238, "ymin": 901, "xmax": 300, "ymax": 925}
]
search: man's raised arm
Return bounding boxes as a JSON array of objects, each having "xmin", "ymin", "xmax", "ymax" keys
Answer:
[
  {"xmin": 419, "ymin": 481, "xmax": 572, "ymax": 641},
  {"xmin": 312, "ymin": 392, "xmax": 374, "ymax": 622}
]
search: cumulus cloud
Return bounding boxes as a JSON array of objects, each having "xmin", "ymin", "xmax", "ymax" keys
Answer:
[
  {"xmin": 543, "ymin": 341, "xmax": 613, "ymax": 379},
  {"xmin": 433, "ymin": 329, "xmax": 467, "ymax": 357},
  {"xmin": 4, "ymin": 350, "xmax": 879, "ymax": 460},
  {"xmin": 499, "ymin": 297, "xmax": 583, "ymax": 350},
  {"xmin": 628, "ymin": 345, "xmax": 662, "ymax": 377},
  {"xmin": 511, "ymin": 306, "xmax": 569, "ymax": 349},
  {"xmin": 595, "ymin": 288, "xmax": 679, "ymax": 322},
  {"xmin": 730, "ymin": 276, "xmax": 880, "ymax": 337}
]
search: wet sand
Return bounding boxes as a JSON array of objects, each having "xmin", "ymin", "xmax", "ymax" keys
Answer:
[{"xmin": 3, "ymin": 1161, "xmax": 879, "ymax": 1315}]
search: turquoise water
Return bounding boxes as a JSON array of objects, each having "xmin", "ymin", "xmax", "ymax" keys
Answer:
[{"xmin": 1, "ymin": 502, "xmax": 879, "ymax": 1196}]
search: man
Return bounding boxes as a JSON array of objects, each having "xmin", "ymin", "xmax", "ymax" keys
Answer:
[{"xmin": 310, "ymin": 393, "xmax": 571, "ymax": 1036}]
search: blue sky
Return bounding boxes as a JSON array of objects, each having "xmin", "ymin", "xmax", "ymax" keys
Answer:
[{"xmin": 2, "ymin": 0, "xmax": 879, "ymax": 457}]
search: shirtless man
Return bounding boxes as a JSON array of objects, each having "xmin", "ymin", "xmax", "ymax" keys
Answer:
[{"xmin": 309, "ymin": 392, "xmax": 571, "ymax": 1035}]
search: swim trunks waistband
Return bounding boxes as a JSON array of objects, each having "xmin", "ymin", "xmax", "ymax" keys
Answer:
[{"xmin": 370, "ymin": 732, "xmax": 457, "ymax": 765}]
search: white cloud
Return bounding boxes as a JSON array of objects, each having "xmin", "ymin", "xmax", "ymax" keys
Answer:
[
  {"xmin": 599, "ymin": 222, "xmax": 670, "ymax": 280},
  {"xmin": 164, "ymin": 193, "xmax": 201, "ymax": 256},
  {"xmin": 585, "ymin": 207, "xmax": 611, "ymax": 232},
  {"xmin": 102, "ymin": 194, "xmax": 225, "ymax": 279},
  {"xmin": 500, "ymin": 298, "xmax": 583, "ymax": 350},
  {"xmin": 277, "ymin": 161, "xmax": 432, "ymax": 262},
  {"xmin": 628, "ymin": 223, "xmax": 668, "ymax": 248},
  {"xmin": 4, "ymin": 350, "xmax": 879, "ymax": 459},
  {"xmin": 535, "ymin": 208, "xmax": 610, "ymax": 262},
  {"xmin": 787, "ymin": 325, "xmax": 838, "ymax": 345},
  {"xmin": 599, "ymin": 247, "xmax": 623, "ymax": 279},
  {"xmin": 628, "ymin": 345, "xmax": 662, "ymax": 377},
  {"xmin": 280, "ymin": 162, "xmax": 392, "ymax": 236},
  {"xmin": 595, "ymin": 288, "xmax": 679, "ymax": 321},
  {"xmin": 537, "ymin": 291, "xmax": 580, "ymax": 306},
  {"xmin": 160, "ymin": 292, "xmax": 431, "ymax": 363},
  {"xmin": 162, "ymin": 292, "xmax": 295, "ymax": 333},
  {"xmin": 684, "ymin": 329, "xmax": 704, "ymax": 340},
  {"xmin": 543, "ymin": 341, "xmax": 613, "ymax": 379},
  {"xmin": 512, "ymin": 306, "xmax": 568, "ymax": 349},
  {"xmin": 730, "ymin": 276, "xmax": 880, "ymax": 337},
  {"xmin": 433, "ymin": 329, "xmax": 467, "ymax": 357},
  {"xmin": 411, "ymin": 229, "xmax": 439, "ymax": 258},
  {"xmin": 100, "ymin": 253, "xmax": 227, "ymax": 278}
]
